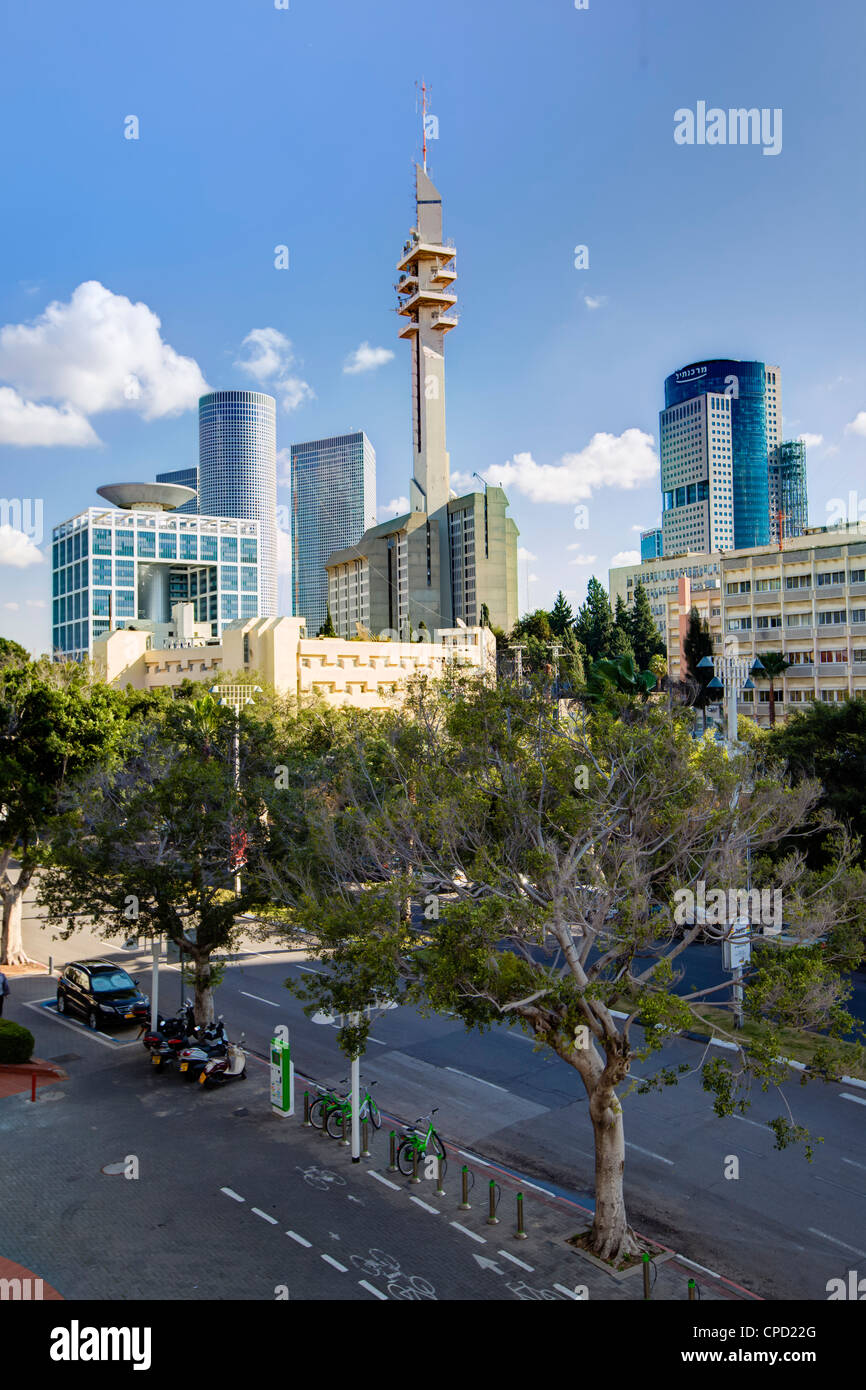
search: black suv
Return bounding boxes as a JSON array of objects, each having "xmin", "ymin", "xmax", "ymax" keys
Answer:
[{"xmin": 56, "ymin": 960, "xmax": 150, "ymax": 1031}]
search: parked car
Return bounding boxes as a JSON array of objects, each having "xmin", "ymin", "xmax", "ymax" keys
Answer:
[{"xmin": 56, "ymin": 960, "xmax": 149, "ymax": 1031}]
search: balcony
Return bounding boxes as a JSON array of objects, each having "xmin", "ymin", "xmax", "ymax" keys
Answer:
[
  {"xmin": 397, "ymin": 318, "xmax": 420, "ymax": 338},
  {"xmin": 430, "ymin": 310, "xmax": 459, "ymax": 331},
  {"xmin": 396, "ymin": 239, "xmax": 456, "ymax": 273},
  {"xmin": 725, "ymin": 591, "xmax": 751, "ymax": 605},
  {"xmin": 430, "ymin": 260, "xmax": 457, "ymax": 285},
  {"xmin": 398, "ymin": 287, "xmax": 458, "ymax": 316},
  {"xmin": 396, "ymin": 272, "xmax": 418, "ymax": 296}
]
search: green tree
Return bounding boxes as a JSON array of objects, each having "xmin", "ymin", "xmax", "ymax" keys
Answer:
[
  {"xmin": 683, "ymin": 607, "xmax": 714, "ymax": 712},
  {"xmin": 611, "ymin": 595, "xmax": 635, "ymax": 659},
  {"xmin": 630, "ymin": 582, "xmax": 666, "ymax": 671},
  {"xmin": 574, "ymin": 577, "xmax": 615, "ymax": 660},
  {"xmin": 479, "ymin": 604, "xmax": 490, "ymax": 628},
  {"xmin": 279, "ymin": 676, "xmax": 862, "ymax": 1263},
  {"xmin": 0, "ymin": 661, "xmax": 130, "ymax": 964},
  {"xmin": 0, "ymin": 637, "xmax": 29, "ymax": 668},
  {"xmin": 757, "ymin": 652, "xmax": 790, "ymax": 727},
  {"xmin": 317, "ymin": 607, "xmax": 337, "ymax": 638},
  {"xmin": 549, "ymin": 591, "xmax": 574, "ymax": 639},
  {"xmin": 768, "ymin": 699, "xmax": 866, "ymax": 867}
]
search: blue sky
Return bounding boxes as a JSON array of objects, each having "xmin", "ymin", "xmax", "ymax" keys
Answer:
[{"xmin": 0, "ymin": 0, "xmax": 864, "ymax": 654}]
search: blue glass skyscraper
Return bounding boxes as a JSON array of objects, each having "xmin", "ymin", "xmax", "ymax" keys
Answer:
[
  {"xmin": 291, "ymin": 432, "xmax": 377, "ymax": 635},
  {"xmin": 664, "ymin": 360, "xmax": 770, "ymax": 550},
  {"xmin": 198, "ymin": 390, "xmax": 277, "ymax": 616}
]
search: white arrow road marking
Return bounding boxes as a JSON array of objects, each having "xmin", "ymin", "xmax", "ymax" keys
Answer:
[
  {"xmin": 809, "ymin": 1228, "xmax": 866, "ymax": 1259},
  {"xmin": 286, "ymin": 1231, "xmax": 312, "ymax": 1247},
  {"xmin": 322, "ymin": 1255, "xmax": 347, "ymax": 1272},
  {"xmin": 498, "ymin": 1250, "xmax": 534, "ymax": 1272},
  {"xmin": 358, "ymin": 1280, "xmax": 387, "ymax": 1300},
  {"xmin": 472, "ymin": 1254, "xmax": 503, "ymax": 1274},
  {"xmin": 840, "ymin": 1093, "xmax": 866, "ymax": 1107},
  {"xmin": 240, "ymin": 991, "xmax": 278, "ymax": 1007},
  {"xmin": 451, "ymin": 1222, "xmax": 486, "ymax": 1244},
  {"xmin": 252, "ymin": 1208, "xmax": 278, "ymax": 1225},
  {"xmin": 220, "ymin": 1188, "xmax": 245, "ymax": 1203}
]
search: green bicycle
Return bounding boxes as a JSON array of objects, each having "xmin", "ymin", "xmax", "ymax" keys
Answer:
[
  {"xmin": 396, "ymin": 1108, "xmax": 446, "ymax": 1176},
  {"xmin": 325, "ymin": 1080, "xmax": 381, "ymax": 1138},
  {"xmin": 309, "ymin": 1080, "xmax": 346, "ymax": 1130}
]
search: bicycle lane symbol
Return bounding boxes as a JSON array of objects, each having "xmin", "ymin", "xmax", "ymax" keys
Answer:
[{"xmin": 349, "ymin": 1248, "xmax": 437, "ymax": 1300}]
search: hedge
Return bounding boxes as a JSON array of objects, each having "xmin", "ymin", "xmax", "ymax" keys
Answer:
[{"xmin": 0, "ymin": 1019, "xmax": 35, "ymax": 1064}]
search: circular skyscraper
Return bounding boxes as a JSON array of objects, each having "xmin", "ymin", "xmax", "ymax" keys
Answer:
[{"xmin": 198, "ymin": 389, "xmax": 277, "ymax": 616}]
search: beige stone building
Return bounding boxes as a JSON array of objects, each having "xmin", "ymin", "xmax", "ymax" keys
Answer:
[{"xmin": 93, "ymin": 607, "xmax": 495, "ymax": 711}]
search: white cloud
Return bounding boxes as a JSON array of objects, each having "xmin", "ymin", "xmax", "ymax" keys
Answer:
[
  {"xmin": 798, "ymin": 432, "xmax": 823, "ymax": 448},
  {"xmin": 276, "ymin": 526, "xmax": 291, "ymax": 577},
  {"xmin": 344, "ymin": 342, "xmax": 394, "ymax": 375},
  {"xmin": 378, "ymin": 496, "xmax": 409, "ymax": 520},
  {"xmin": 517, "ymin": 547, "xmax": 537, "ymax": 562},
  {"xmin": 276, "ymin": 446, "xmax": 292, "ymax": 486},
  {"xmin": 568, "ymin": 551, "xmax": 598, "ymax": 566},
  {"xmin": 0, "ymin": 525, "xmax": 45, "ymax": 568},
  {"xmin": 26, "ymin": 598, "xmax": 45, "ymax": 608},
  {"xmin": 610, "ymin": 549, "xmax": 641, "ymax": 567},
  {"xmin": 450, "ymin": 470, "xmax": 476, "ymax": 495},
  {"xmin": 3, "ymin": 602, "xmax": 20, "ymax": 610},
  {"xmin": 276, "ymin": 376, "xmax": 315, "ymax": 414},
  {"xmin": 528, "ymin": 573, "xmax": 539, "ymax": 584},
  {"xmin": 0, "ymin": 387, "xmax": 98, "ymax": 446},
  {"xmin": 235, "ymin": 328, "xmax": 293, "ymax": 382},
  {"xmin": 483, "ymin": 430, "xmax": 658, "ymax": 505},
  {"xmin": 845, "ymin": 411, "xmax": 866, "ymax": 438},
  {"xmin": 584, "ymin": 295, "xmax": 607, "ymax": 310},
  {"xmin": 0, "ymin": 281, "xmax": 209, "ymax": 422}
]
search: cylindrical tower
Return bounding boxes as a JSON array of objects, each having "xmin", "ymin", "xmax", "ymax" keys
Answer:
[{"xmin": 197, "ymin": 390, "xmax": 277, "ymax": 616}]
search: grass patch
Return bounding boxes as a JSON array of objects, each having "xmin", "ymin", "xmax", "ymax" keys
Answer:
[{"xmin": 686, "ymin": 1004, "xmax": 866, "ymax": 1082}]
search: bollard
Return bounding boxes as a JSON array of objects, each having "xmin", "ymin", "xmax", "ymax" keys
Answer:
[
  {"xmin": 303, "ymin": 1091, "xmax": 311, "ymax": 1127},
  {"xmin": 31, "ymin": 1075, "xmax": 37, "ymax": 1102},
  {"xmin": 642, "ymin": 1252, "xmax": 651, "ymax": 1300},
  {"xmin": 361, "ymin": 1120, "xmax": 370, "ymax": 1158},
  {"xmin": 688, "ymin": 1278, "xmax": 696, "ymax": 1301},
  {"xmin": 435, "ymin": 1154, "xmax": 445, "ymax": 1197},
  {"xmin": 388, "ymin": 1131, "xmax": 398, "ymax": 1172},
  {"xmin": 487, "ymin": 1179, "xmax": 499, "ymax": 1226},
  {"xmin": 340, "ymin": 1111, "xmax": 349, "ymax": 1146},
  {"xmin": 48, "ymin": 955, "xmax": 53, "ymax": 976},
  {"xmin": 411, "ymin": 1147, "xmax": 421, "ymax": 1184},
  {"xmin": 515, "ymin": 1191, "xmax": 527, "ymax": 1240},
  {"xmin": 459, "ymin": 1165, "xmax": 471, "ymax": 1210}
]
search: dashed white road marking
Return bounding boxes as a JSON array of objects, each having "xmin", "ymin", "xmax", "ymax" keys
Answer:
[
  {"xmin": 624, "ymin": 1142, "xmax": 674, "ymax": 1166},
  {"xmin": 840, "ymin": 1092, "xmax": 866, "ymax": 1107},
  {"xmin": 450, "ymin": 1221, "xmax": 486, "ymax": 1244},
  {"xmin": 730, "ymin": 1114, "xmax": 768, "ymax": 1131},
  {"xmin": 446, "ymin": 1066, "xmax": 509, "ymax": 1093},
  {"xmin": 410, "ymin": 1197, "xmax": 439, "ymax": 1214},
  {"xmin": 296, "ymin": 965, "xmax": 324, "ymax": 975},
  {"xmin": 676, "ymin": 1255, "xmax": 719, "ymax": 1278},
  {"xmin": 842, "ymin": 1157, "xmax": 866, "ymax": 1172},
  {"xmin": 367, "ymin": 1036, "xmax": 387, "ymax": 1045},
  {"xmin": 359, "ymin": 1279, "xmax": 387, "ymax": 1300},
  {"xmin": 808, "ymin": 1228, "xmax": 866, "ymax": 1259},
  {"xmin": 286, "ymin": 1231, "xmax": 312, "ymax": 1248},
  {"xmin": 553, "ymin": 1283, "xmax": 582, "ymax": 1300},
  {"xmin": 498, "ymin": 1250, "xmax": 534, "ymax": 1272},
  {"xmin": 252, "ymin": 1208, "xmax": 278, "ymax": 1225},
  {"xmin": 220, "ymin": 1187, "xmax": 245, "ymax": 1203},
  {"xmin": 368, "ymin": 1171, "xmax": 400, "ymax": 1191},
  {"xmin": 321, "ymin": 1254, "xmax": 348, "ymax": 1272},
  {"xmin": 240, "ymin": 991, "xmax": 278, "ymax": 1007}
]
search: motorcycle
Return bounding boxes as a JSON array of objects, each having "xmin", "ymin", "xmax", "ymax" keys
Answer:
[
  {"xmin": 141, "ymin": 1001, "xmax": 197, "ymax": 1072},
  {"xmin": 177, "ymin": 1016, "xmax": 229, "ymax": 1081},
  {"xmin": 198, "ymin": 1032, "xmax": 247, "ymax": 1086}
]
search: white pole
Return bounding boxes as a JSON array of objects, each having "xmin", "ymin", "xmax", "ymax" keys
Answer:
[
  {"xmin": 150, "ymin": 936, "xmax": 160, "ymax": 1031},
  {"xmin": 233, "ymin": 715, "xmax": 241, "ymax": 895},
  {"xmin": 727, "ymin": 664, "xmax": 738, "ymax": 746},
  {"xmin": 350, "ymin": 1015, "xmax": 361, "ymax": 1163}
]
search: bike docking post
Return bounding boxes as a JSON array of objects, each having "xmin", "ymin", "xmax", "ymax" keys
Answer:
[
  {"xmin": 361, "ymin": 1120, "xmax": 371, "ymax": 1158},
  {"xmin": 642, "ymin": 1252, "xmax": 652, "ymax": 1300},
  {"xmin": 411, "ymin": 1148, "xmax": 421, "ymax": 1184},
  {"xmin": 515, "ymin": 1191, "xmax": 528, "ymax": 1240},
  {"xmin": 302, "ymin": 1091, "xmax": 311, "ymax": 1127},
  {"xmin": 435, "ymin": 1154, "xmax": 445, "ymax": 1197},
  {"xmin": 340, "ymin": 1111, "xmax": 350, "ymax": 1147},
  {"xmin": 487, "ymin": 1179, "xmax": 500, "ymax": 1226},
  {"xmin": 459, "ymin": 1165, "xmax": 472, "ymax": 1211},
  {"xmin": 688, "ymin": 1278, "xmax": 697, "ymax": 1301},
  {"xmin": 388, "ymin": 1131, "xmax": 398, "ymax": 1172}
]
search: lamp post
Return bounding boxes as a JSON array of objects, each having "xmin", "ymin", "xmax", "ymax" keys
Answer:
[
  {"xmin": 210, "ymin": 684, "xmax": 262, "ymax": 893},
  {"xmin": 697, "ymin": 654, "xmax": 764, "ymax": 747}
]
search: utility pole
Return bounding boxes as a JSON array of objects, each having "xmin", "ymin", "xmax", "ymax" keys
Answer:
[{"xmin": 210, "ymin": 684, "xmax": 262, "ymax": 893}]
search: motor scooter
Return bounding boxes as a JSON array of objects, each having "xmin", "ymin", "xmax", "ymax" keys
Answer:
[
  {"xmin": 199, "ymin": 1033, "xmax": 247, "ymax": 1086},
  {"xmin": 178, "ymin": 1017, "xmax": 228, "ymax": 1080}
]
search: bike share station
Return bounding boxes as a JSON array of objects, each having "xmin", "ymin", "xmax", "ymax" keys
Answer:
[
  {"xmin": 310, "ymin": 999, "xmax": 397, "ymax": 1162},
  {"xmin": 270, "ymin": 1031, "xmax": 295, "ymax": 1117}
]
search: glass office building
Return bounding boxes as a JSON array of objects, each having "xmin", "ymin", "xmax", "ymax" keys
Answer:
[
  {"xmin": 291, "ymin": 431, "xmax": 377, "ymax": 635},
  {"xmin": 52, "ymin": 506, "xmax": 260, "ymax": 662},
  {"xmin": 769, "ymin": 440, "xmax": 808, "ymax": 543},
  {"xmin": 664, "ymin": 360, "xmax": 770, "ymax": 550},
  {"xmin": 198, "ymin": 391, "xmax": 277, "ymax": 616},
  {"xmin": 156, "ymin": 466, "xmax": 198, "ymax": 513},
  {"xmin": 640, "ymin": 527, "xmax": 663, "ymax": 562}
]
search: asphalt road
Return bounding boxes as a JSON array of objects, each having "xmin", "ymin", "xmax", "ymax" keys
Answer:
[{"xmin": 15, "ymin": 910, "xmax": 866, "ymax": 1302}]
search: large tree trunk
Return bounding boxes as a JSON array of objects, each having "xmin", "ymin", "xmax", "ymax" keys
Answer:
[
  {"xmin": 588, "ymin": 1083, "xmax": 641, "ymax": 1262},
  {"xmin": 768, "ymin": 684, "xmax": 776, "ymax": 726},
  {"xmin": 0, "ymin": 868, "xmax": 35, "ymax": 966},
  {"xmin": 190, "ymin": 953, "xmax": 215, "ymax": 1025}
]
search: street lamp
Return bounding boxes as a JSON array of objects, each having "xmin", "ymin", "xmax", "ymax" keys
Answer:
[
  {"xmin": 698, "ymin": 654, "xmax": 764, "ymax": 746},
  {"xmin": 210, "ymin": 684, "xmax": 262, "ymax": 893}
]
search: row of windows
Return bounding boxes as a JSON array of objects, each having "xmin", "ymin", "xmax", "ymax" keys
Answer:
[
  {"xmin": 728, "ymin": 610, "xmax": 866, "ymax": 631},
  {"xmin": 728, "ymin": 569, "xmax": 866, "ymax": 594}
]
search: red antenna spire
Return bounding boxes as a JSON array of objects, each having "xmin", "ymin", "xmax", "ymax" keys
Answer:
[{"xmin": 421, "ymin": 79, "xmax": 428, "ymax": 172}]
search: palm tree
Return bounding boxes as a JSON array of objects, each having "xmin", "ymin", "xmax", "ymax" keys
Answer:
[{"xmin": 758, "ymin": 651, "xmax": 790, "ymax": 726}]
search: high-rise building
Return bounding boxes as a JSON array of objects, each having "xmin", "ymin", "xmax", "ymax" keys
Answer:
[
  {"xmin": 640, "ymin": 527, "xmax": 663, "ymax": 562},
  {"xmin": 291, "ymin": 432, "xmax": 377, "ymax": 635},
  {"xmin": 662, "ymin": 359, "xmax": 772, "ymax": 553},
  {"xmin": 51, "ymin": 481, "xmax": 260, "ymax": 662},
  {"xmin": 156, "ymin": 467, "xmax": 198, "ymax": 513},
  {"xmin": 769, "ymin": 439, "xmax": 808, "ymax": 544},
  {"xmin": 325, "ymin": 156, "xmax": 518, "ymax": 638},
  {"xmin": 198, "ymin": 390, "xmax": 277, "ymax": 616}
]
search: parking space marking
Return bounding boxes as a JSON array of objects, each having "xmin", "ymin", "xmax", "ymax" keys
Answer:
[
  {"xmin": 410, "ymin": 1197, "xmax": 439, "ymax": 1214},
  {"xmin": 446, "ymin": 1066, "xmax": 509, "ymax": 1093},
  {"xmin": 499, "ymin": 1250, "xmax": 534, "ymax": 1272},
  {"xmin": 23, "ymin": 999, "xmax": 136, "ymax": 1048},
  {"xmin": 368, "ymin": 1171, "xmax": 400, "ymax": 1191},
  {"xmin": 450, "ymin": 1222, "xmax": 486, "ymax": 1244},
  {"xmin": 220, "ymin": 1188, "xmax": 245, "ymax": 1203},
  {"xmin": 358, "ymin": 1279, "xmax": 387, "ymax": 1300},
  {"xmin": 251, "ymin": 1208, "xmax": 278, "ymax": 1225},
  {"xmin": 321, "ymin": 1254, "xmax": 347, "ymax": 1272},
  {"xmin": 808, "ymin": 1228, "xmax": 866, "ymax": 1259},
  {"xmin": 286, "ymin": 1230, "xmax": 312, "ymax": 1247}
]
